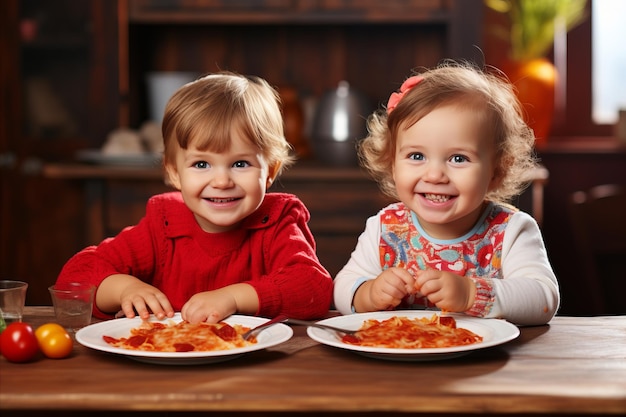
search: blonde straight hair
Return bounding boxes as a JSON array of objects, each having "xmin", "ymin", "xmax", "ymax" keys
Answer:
[{"xmin": 162, "ymin": 71, "xmax": 294, "ymax": 175}]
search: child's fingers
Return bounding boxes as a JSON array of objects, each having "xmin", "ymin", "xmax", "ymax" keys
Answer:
[
  {"xmin": 138, "ymin": 291, "xmax": 173, "ymax": 320},
  {"xmin": 414, "ymin": 269, "xmax": 439, "ymax": 289},
  {"xmin": 134, "ymin": 303, "xmax": 152, "ymax": 319},
  {"xmin": 119, "ymin": 299, "xmax": 139, "ymax": 319},
  {"xmin": 388, "ymin": 267, "xmax": 418, "ymax": 293}
]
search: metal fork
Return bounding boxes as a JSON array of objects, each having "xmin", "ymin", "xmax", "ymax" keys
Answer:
[
  {"xmin": 242, "ymin": 315, "xmax": 289, "ymax": 340},
  {"xmin": 285, "ymin": 318, "xmax": 357, "ymax": 336},
  {"xmin": 242, "ymin": 315, "xmax": 357, "ymax": 340}
]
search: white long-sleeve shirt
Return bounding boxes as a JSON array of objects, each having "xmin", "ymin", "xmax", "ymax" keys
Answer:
[{"xmin": 333, "ymin": 203, "xmax": 560, "ymax": 326}]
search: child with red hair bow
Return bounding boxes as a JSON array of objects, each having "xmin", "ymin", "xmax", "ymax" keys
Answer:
[{"xmin": 333, "ymin": 61, "xmax": 559, "ymax": 326}]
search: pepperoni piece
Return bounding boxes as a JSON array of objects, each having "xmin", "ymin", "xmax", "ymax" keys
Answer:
[
  {"xmin": 127, "ymin": 335, "xmax": 147, "ymax": 347},
  {"xmin": 438, "ymin": 316, "xmax": 457, "ymax": 328},
  {"xmin": 174, "ymin": 343, "xmax": 194, "ymax": 352},
  {"xmin": 212, "ymin": 324, "xmax": 237, "ymax": 341},
  {"xmin": 102, "ymin": 335, "xmax": 119, "ymax": 344}
]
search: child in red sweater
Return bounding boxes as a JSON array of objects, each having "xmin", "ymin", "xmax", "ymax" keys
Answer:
[{"xmin": 56, "ymin": 72, "xmax": 333, "ymax": 323}]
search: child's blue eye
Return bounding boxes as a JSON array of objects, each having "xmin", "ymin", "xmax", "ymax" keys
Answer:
[
  {"xmin": 408, "ymin": 153, "xmax": 424, "ymax": 161},
  {"xmin": 233, "ymin": 160, "xmax": 250, "ymax": 168},
  {"xmin": 450, "ymin": 155, "xmax": 468, "ymax": 164},
  {"xmin": 193, "ymin": 161, "xmax": 209, "ymax": 169}
]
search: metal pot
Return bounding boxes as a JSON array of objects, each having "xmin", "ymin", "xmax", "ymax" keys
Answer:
[{"xmin": 311, "ymin": 81, "xmax": 372, "ymax": 166}]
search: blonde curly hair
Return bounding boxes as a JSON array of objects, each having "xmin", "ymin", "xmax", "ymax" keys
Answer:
[{"xmin": 359, "ymin": 61, "xmax": 538, "ymax": 205}]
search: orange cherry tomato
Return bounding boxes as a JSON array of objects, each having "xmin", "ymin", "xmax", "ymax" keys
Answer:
[
  {"xmin": 35, "ymin": 323, "xmax": 66, "ymax": 341},
  {"xmin": 35, "ymin": 323, "xmax": 73, "ymax": 359}
]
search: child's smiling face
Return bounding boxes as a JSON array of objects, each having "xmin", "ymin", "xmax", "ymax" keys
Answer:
[
  {"xmin": 392, "ymin": 103, "xmax": 498, "ymax": 239},
  {"xmin": 166, "ymin": 130, "xmax": 276, "ymax": 233}
]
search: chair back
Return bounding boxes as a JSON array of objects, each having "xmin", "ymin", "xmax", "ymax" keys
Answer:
[{"xmin": 569, "ymin": 184, "xmax": 626, "ymax": 314}]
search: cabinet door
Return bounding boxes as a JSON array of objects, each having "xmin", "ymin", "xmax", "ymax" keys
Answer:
[
  {"xmin": 122, "ymin": 0, "xmax": 482, "ymax": 130},
  {"xmin": 272, "ymin": 169, "xmax": 394, "ymax": 276},
  {"xmin": 0, "ymin": 0, "xmax": 120, "ymax": 305}
]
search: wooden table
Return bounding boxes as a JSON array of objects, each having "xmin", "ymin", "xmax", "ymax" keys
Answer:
[{"xmin": 1, "ymin": 307, "xmax": 624, "ymax": 416}]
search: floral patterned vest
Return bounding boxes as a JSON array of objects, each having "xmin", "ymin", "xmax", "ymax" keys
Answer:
[{"xmin": 379, "ymin": 202, "xmax": 514, "ymax": 311}]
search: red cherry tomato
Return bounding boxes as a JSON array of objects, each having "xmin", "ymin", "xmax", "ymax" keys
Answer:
[{"xmin": 0, "ymin": 322, "xmax": 40, "ymax": 363}]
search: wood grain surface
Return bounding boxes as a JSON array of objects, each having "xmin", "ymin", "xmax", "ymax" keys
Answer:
[{"xmin": 1, "ymin": 307, "xmax": 624, "ymax": 416}]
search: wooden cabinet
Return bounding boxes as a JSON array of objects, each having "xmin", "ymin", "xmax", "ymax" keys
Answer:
[
  {"xmin": 120, "ymin": 0, "xmax": 483, "ymax": 130},
  {"xmin": 0, "ymin": 0, "xmax": 119, "ymax": 306},
  {"xmin": 112, "ymin": 0, "xmax": 483, "ymax": 280},
  {"xmin": 273, "ymin": 166, "xmax": 393, "ymax": 275},
  {"xmin": 6, "ymin": 1, "xmax": 622, "ymax": 317},
  {"xmin": 2, "ymin": 0, "xmax": 484, "ymax": 305},
  {"xmin": 3, "ymin": 0, "xmax": 119, "ymax": 154}
]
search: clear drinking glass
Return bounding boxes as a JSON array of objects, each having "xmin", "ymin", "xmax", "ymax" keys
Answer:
[
  {"xmin": 49, "ymin": 282, "xmax": 95, "ymax": 332},
  {"xmin": 0, "ymin": 280, "xmax": 28, "ymax": 325}
]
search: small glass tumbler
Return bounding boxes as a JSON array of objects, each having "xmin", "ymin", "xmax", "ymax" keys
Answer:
[
  {"xmin": 0, "ymin": 280, "xmax": 28, "ymax": 325},
  {"xmin": 49, "ymin": 282, "xmax": 95, "ymax": 332}
]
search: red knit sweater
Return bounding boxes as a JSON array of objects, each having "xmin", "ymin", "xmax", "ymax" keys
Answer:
[{"xmin": 56, "ymin": 192, "xmax": 333, "ymax": 320}]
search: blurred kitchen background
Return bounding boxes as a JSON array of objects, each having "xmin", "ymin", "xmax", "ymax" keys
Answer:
[{"xmin": 1, "ymin": 0, "xmax": 625, "ymax": 315}]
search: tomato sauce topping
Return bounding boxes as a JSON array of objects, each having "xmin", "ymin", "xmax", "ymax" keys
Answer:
[
  {"xmin": 103, "ymin": 320, "xmax": 255, "ymax": 352},
  {"xmin": 341, "ymin": 314, "xmax": 482, "ymax": 349}
]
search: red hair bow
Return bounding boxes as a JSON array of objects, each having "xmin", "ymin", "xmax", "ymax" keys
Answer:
[{"xmin": 386, "ymin": 75, "xmax": 424, "ymax": 114}]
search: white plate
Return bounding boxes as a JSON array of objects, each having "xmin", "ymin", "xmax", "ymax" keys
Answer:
[
  {"xmin": 76, "ymin": 149, "xmax": 162, "ymax": 166},
  {"xmin": 76, "ymin": 314, "xmax": 293, "ymax": 365},
  {"xmin": 307, "ymin": 311, "xmax": 520, "ymax": 361}
]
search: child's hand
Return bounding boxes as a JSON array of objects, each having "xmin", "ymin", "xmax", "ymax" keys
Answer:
[
  {"xmin": 181, "ymin": 290, "xmax": 237, "ymax": 324},
  {"xmin": 414, "ymin": 270, "xmax": 476, "ymax": 312},
  {"xmin": 181, "ymin": 283, "xmax": 259, "ymax": 324},
  {"xmin": 117, "ymin": 279, "xmax": 175, "ymax": 320},
  {"xmin": 354, "ymin": 267, "xmax": 416, "ymax": 312}
]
